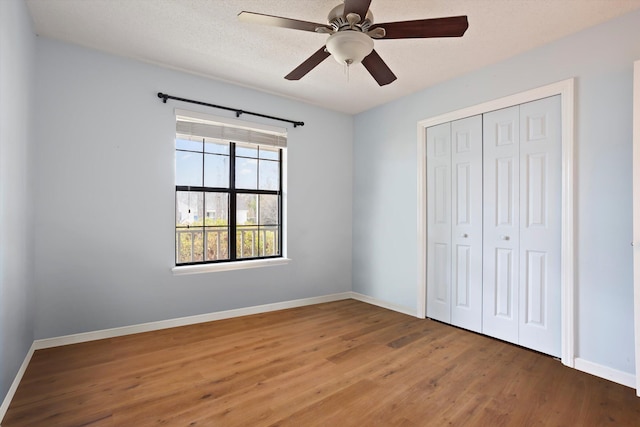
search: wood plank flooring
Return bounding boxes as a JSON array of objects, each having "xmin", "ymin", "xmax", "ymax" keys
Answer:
[{"xmin": 4, "ymin": 300, "xmax": 640, "ymax": 426}]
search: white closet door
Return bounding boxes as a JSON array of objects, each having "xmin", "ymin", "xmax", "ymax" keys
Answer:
[
  {"xmin": 450, "ymin": 115, "xmax": 483, "ymax": 332},
  {"xmin": 482, "ymin": 106, "xmax": 520, "ymax": 343},
  {"xmin": 518, "ymin": 95, "xmax": 562, "ymax": 357},
  {"xmin": 426, "ymin": 122, "xmax": 452, "ymax": 323}
]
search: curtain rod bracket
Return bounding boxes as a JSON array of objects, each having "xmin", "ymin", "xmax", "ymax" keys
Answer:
[{"xmin": 157, "ymin": 92, "xmax": 304, "ymax": 128}]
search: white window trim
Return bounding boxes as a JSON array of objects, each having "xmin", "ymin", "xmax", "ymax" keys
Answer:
[{"xmin": 172, "ymin": 257, "xmax": 291, "ymax": 275}]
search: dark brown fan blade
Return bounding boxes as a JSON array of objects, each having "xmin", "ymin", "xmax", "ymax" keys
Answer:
[
  {"xmin": 371, "ymin": 16, "xmax": 469, "ymax": 39},
  {"xmin": 343, "ymin": 0, "xmax": 372, "ymax": 22},
  {"xmin": 285, "ymin": 46, "xmax": 331, "ymax": 80},
  {"xmin": 238, "ymin": 11, "xmax": 332, "ymax": 33},
  {"xmin": 361, "ymin": 50, "xmax": 397, "ymax": 86}
]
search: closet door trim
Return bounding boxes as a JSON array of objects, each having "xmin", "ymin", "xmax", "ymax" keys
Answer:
[{"xmin": 417, "ymin": 78, "xmax": 575, "ymax": 368}]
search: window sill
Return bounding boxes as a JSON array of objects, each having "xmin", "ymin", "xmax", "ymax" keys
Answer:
[{"xmin": 172, "ymin": 258, "xmax": 290, "ymax": 275}]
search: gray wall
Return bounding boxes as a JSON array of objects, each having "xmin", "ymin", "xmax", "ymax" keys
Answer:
[
  {"xmin": 0, "ymin": 0, "xmax": 36, "ymax": 400},
  {"xmin": 353, "ymin": 10, "xmax": 640, "ymax": 375},
  {"xmin": 32, "ymin": 39, "xmax": 353, "ymax": 339}
]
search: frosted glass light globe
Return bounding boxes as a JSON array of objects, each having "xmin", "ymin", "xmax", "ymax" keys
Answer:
[{"xmin": 326, "ymin": 31, "xmax": 374, "ymax": 65}]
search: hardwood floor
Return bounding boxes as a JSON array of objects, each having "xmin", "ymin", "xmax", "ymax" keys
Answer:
[{"xmin": 4, "ymin": 299, "xmax": 640, "ymax": 426}]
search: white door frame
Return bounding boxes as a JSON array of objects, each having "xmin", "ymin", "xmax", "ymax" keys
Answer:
[
  {"xmin": 416, "ymin": 78, "xmax": 575, "ymax": 367},
  {"xmin": 632, "ymin": 60, "xmax": 640, "ymax": 396}
]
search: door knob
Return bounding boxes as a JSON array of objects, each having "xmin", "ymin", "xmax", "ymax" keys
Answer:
[
  {"xmin": 501, "ymin": 235, "xmax": 510, "ymax": 241},
  {"xmin": 461, "ymin": 233, "xmax": 468, "ymax": 238}
]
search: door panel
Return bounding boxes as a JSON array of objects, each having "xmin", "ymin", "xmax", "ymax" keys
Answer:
[
  {"xmin": 496, "ymin": 158, "xmax": 515, "ymax": 226},
  {"xmin": 526, "ymin": 153, "xmax": 547, "ymax": 227},
  {"xmin": 451, "ymin": 115, "xmax": 483, "ymax": 332},
  {"xmin": 434, "ymin": 165, "xmax": 449, "ymax": 224},
  {"xmin": 483, "ymin": 106, "xmax": 520, "ymax": 343},
  {"xmin": 455, "ymin": 244, "xmax": 471, "ymax": 307},
  {"xmin": 518, "ymin": 95, "xmax": 561, "ymax": 357},
  {"xmin": 494, "ymin": 247, "xmax": 515, "ymax": 318},
  {"xmin": 433, "ymin": 243, "xmax": 450, "ymax": 303},
  {"xmin": 456, "ymin": 163, "xmax": 471, "ymax": 225},
  {"xmin": 426, "ymin": 123, "xmax": 452, "ymax": 323},
  {"xmin": 525, "ymin": 250, "xmax": 547, "ymax": 326}
]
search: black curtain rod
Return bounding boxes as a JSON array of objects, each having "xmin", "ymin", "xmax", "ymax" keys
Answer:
[{"xmin": 157, "ymin": 92, "xmax": 304, "ymax": 128}]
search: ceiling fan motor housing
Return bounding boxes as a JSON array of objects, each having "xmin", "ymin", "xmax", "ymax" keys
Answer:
[{"xmin": 327, "ymin": 4, "xmax": 374, "ymax": 31}]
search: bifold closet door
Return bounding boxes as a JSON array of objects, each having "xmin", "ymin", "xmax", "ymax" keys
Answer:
[
  {"xmin": 517, "ymin": 96, "xmax": 562, "ymax": 357},
  {"xmin": 450, "ymin": 116, "xmax": 483, "ymax": 332},
  {"xmin": 426, "ymin": 122, "xmax": 452, "ymax": 323},
  {"xmin": 482, "ymin": 105, "xmax": 521, "ymax": 344},
  {"xmin": 426, "ymin": 116, "xmax": 482, "ymax": 331},
  {"xmin": 482, "ymin": 96, "xmax": 561, "ymax": 357}
]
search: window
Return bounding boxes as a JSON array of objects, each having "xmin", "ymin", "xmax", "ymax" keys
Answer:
[{"xmin": 174, "ymin": 111, "xmax": 286, "ymax": 266}]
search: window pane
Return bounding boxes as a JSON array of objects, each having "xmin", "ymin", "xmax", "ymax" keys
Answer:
[
  {"xmin": 236, "ymin": 226, "xmax": 258, "ymax": 259},
  {"xmin": 176, "ymin": 230, "xmax": 192, "ymax": 264},
  {"xmin": 235, "ymin": 157, "xmax": 258, "ymax": 190},
  {"xmin": 204, "ymin": 140, "xmax": 229, "ymax": 155},
  {"xmin": 176, "ymin": 230, "xmax": 203, "ymax": 263},
  {"xmin": 204, "ymin": 192, "xmax": 229, "ymax": 225},
  {"xmin": 235, "ymin": 226, "xmax": 280, "ymax": 259},
  {"xmin": 259, "ymin": 159, "xmax": 279, "ymax": 191},
  {"xmin": 237, "ymin": 193, "xmax": 257, "ymax": 225},
  {"xmin": 236, "ymin": 194, "xmax": 280, "ymax": 259},
  {"xmin": 176, "ymin": 191, "xmax": 203, "ymax": 226},
  {"xmin": 204, "ymin": 154, "xmax": 229, "ymax": 188},
  {"xmin": 205, "ymin": 227, "xmax": 229, "ymax": 261},
  {"xmin": 259, "ymin": 147, "xmax": 279, "ymax": 160},
  {"xmin": 176, "ymin": 138, "xmax": 203, "ymax": 152},
  {"xmin": 260, "ymin": 226, "xmax": 280, "ymax": 256},
  {"xmin": 236, "ymin": 143, "xmax": 258, "ymax": 158},
  {"xmin": 176, "ymin": 151, "xmax": 202, "ymax": 186},
  {"xmin": 259, "ymin": 194, "xmax": 279, "ymax": 225}
]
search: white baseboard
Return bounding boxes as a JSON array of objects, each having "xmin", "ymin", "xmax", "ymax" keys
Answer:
[
  {"xmin": 0, "ymin": 342, "xmax": 36, "ymax": 424},
  {"xmin": 0, "ymin": 291, "xmax": 415, "ymax": 422},
  {"xmin": 30, "ymin": 292, "xmax": 415, "ymax": 351},
  {"xmin": 0, "ymin": 292, "xmax": 353, "ymax": 424},
  {"xmin": 350, "ymin": 292, "xmax": 417, "ymax": 317},
  {"xmin": 574, "ymin": 357, "xmax": 636, "ymax": 389},
  {"xmin": 34, "ymin": 292, "xmax": 353, "ymax": 350}
]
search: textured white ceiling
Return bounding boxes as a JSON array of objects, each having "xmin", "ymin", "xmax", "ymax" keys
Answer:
[{"xmin": 25, "ymin": 0, "xmax": 640, "ymax": 114}]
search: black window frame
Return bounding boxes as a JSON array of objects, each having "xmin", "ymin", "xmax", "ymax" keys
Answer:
[{"xmin": 175, "ymin": 139, "xmax": 283, "ymax": 266}]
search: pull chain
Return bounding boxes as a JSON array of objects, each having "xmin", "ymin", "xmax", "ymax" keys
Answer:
[{"xmin": 344, "ymin": 60, "xmax": 352, "ymax": 83}]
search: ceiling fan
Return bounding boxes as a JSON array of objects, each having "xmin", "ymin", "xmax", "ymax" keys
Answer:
[{"xmin": 238, "ymin": 0, "xmax": 468, "ymax": 86}]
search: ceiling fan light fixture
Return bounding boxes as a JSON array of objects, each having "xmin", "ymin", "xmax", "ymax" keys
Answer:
[
  {"xmin": 238, "ymin": 3, "xmax": 469, "ymax": 86},
  {"xmin": 326, "ymin": 30, "xmax": 374, "ymax": 66}
]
